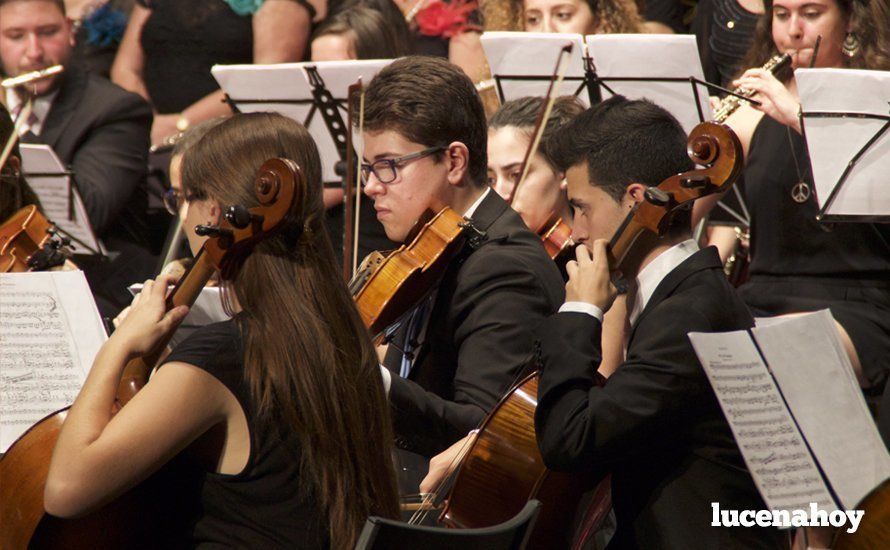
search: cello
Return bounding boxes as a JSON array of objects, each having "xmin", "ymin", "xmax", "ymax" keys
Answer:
[
  {"xmin": 427, "ymin": 120, "xmax": 745, "ymax": 548},
  {"xmin": 0, "ymin": 158, "xmax": 300, "ymax": 549}
]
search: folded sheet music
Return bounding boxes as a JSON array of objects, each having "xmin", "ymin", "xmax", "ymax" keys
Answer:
[
  {"xmin": 128, "ymin": 284, "xmax": 229, "ymax": 348},
  {"xmin": 19, "ymin": 144, "xmax": 104, "ymax": 256},
  {"xmin": 796, "ymin": 68, "xmax": 890, "ymax": 219},
  {"xmin": 212, "ymin": 60, "xmax": 392, "ymax": 184},
  {"xmin": 689, "ymin": 310, "xmax": 890, "ymax": 513},
  {"xmin": 480, "ymin": 32, "xmax": 709, "ymax": 133},
  {"xmin": 0, "ymin": 271, "xmax": 106, "ymax": 452}
]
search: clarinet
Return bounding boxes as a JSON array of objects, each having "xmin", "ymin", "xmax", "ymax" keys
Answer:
[{"xmin": 713, "ymin": 53, "xmax": 792, "ymax": 122}]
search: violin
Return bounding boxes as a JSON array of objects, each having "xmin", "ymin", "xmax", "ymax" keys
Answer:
[
  {"xmin": 0, "ymin": 205, "xmax": 72, "ymax": 272},
  {"xmin": 0, "ymin": 158, "xmax": 301, "ymax": 549},
  {"xmin": 428, "ymin": 121, "xmax": 745, "ymax": 548},
  {"xmin": 538, "ymin": 213, "xmax": 574, "ymax": 269},
  {"xmin": 350, "ymin": 207, "xmax": 477, "ymax": 337}
]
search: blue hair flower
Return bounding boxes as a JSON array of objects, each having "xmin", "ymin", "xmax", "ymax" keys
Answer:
[
  {"xmin": 225, "ymin": 0, "xmax": 264, "ymax": 16},
  {"xmin": 83, "ymin": 4, "xmax": 127, "ymax": 47}
]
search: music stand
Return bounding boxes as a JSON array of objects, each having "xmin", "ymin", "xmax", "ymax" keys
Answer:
[
  {"xmin": 212, "ymin": 60, "xmax": 392, "ymax": 185},
  {"xmin": 480, "ymin": 32, "xmax": 588, "ymax": 105},
  {"xmin": 796, "ymin": 68, "xmax": 890, "ymax": 223},
  {"xmin": 584, "ymin": 34, "xmax": 711, "ymax": 134},
  {"xmin": 19, "ymin": 144, "xmax": 105, "ymax": 257}
]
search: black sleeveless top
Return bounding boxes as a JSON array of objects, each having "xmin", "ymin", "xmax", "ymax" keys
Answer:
[
  {"xmin": 744, "ymin": 115, "xmax": 890, "ymax": 281},
  {"xmin": 137, "ymin": 0, "xmax": 253, "ymax": 114},
  {"xmin": 164, "ymin": 319, "xmax": 328, "ymax": 548}
]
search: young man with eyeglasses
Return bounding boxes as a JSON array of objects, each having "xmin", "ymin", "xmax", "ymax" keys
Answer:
[{"xmin": 360, "ymin": 56, "xmax": 565, "ymax": 488}]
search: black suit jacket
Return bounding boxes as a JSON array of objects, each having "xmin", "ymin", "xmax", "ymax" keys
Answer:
[
  {"xmin": 383, "ymin": 191, "xmax": 565, "ymax": 457},
  {"xmin": 23, "ymin": 65, "xmax": 152, "ymax": 247},
  {"xmin": 535, "ymin": 247, "xmax": 785, "ymax": 549}
]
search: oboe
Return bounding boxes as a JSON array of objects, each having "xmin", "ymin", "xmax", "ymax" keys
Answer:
[{"xmin": 713, "ymin": 53, "xmax": 792, "ymax": 122}]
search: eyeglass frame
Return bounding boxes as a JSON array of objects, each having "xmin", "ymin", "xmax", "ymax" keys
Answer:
[
  {"xmin": 162, "ymin": 187, "xmax": 188, "ymax": 216},
  {"xmin": 360, "ymin": 145, "xmax": 447, "ymax": 185}
]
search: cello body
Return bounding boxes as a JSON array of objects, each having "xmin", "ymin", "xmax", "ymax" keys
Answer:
[{"xmin": 440, "ymin": 372, "xmax": 609, "ymax": 549}]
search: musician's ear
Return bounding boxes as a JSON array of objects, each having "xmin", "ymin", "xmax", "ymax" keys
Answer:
[
  {"xmin": 558, "ymin": 173, "xmax": 567, "ymax": 190},
  {"xmin": 625, "ymin": 183, "xmax": 647, "ymax": 206},
  {"xmin": 445, "ymin": 142, "xmax": 471, "ymax": 186}
]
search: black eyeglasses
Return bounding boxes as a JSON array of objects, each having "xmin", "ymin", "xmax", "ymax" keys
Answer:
[
  {"xmin": 163, "ymin": 188, "xmax": 186, "ymax": 215},
  {"xmin": 360, "ymin": 146, "xmax": 447, "ymax": 185}
]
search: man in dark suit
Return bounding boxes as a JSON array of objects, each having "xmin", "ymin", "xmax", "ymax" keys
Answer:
[
  {"xmin": 533, "ymin": 96, "xmax": 785, "ymax": 548},
  {"xmin": 360, "ymin": 56, "xmax": 564, "ymax": 467},
  {"xmin": 1, "ymin": 0, "xmax": 154, "ymax": 315}
]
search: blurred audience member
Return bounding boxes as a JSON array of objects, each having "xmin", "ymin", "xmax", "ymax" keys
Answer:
[
  {"xmin": 66, "ymin": 0, "xmax": 133, "ymax": 77},
  {"xmin": 112, "ymin": 0, "xmax": 313, "ymax": 146}
]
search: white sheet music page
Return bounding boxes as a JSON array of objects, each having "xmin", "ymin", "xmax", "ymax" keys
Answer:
[
  {"xmin": 689, "ymin": 330, "xmax": 835, "ymax": 512},
  {"xmin": 752, "ymin": 310, "xmax": 890, "ymax": 508},
  {"xmin": 796, "ymin": 68, "xmax": 890, "ymax": 218},
  {"xmin": 480, "ymin": 32, "xmax": 587, "ymax": 104},
  {"xmin": 19, "ymin": 144, "xmax": 104, "ymax": 255},
  {"xmin": 212, "ymin": 60, "xmax": 391, "ymax": 183},
  {"xmin": 0, "ymin": 271, "xmax": 106, "ymax": 452},
  {"xmin": 585, "ymin": 34, "xmax": 709, "ymax": 134}
]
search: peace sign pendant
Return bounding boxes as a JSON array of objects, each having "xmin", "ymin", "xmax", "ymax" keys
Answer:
[{"xmin": 791, "ymin": 181, "xmax": 810, "ymax": 204}]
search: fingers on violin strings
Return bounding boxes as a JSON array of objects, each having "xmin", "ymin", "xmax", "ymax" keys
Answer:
[{"xmin": 591, "ymin": 239, "xmax": 608, "ymax": 266}]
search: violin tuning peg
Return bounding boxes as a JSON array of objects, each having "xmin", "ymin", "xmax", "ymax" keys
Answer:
[{"xmin": 644, "ymin": 188, "xmax": 673, "ymax": 207}]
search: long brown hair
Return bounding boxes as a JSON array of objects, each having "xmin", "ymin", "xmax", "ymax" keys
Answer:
[
  {"xmin": 742, "ymin": 0, "xmax": 890, "ymax": 80},
  {"xmin": 181, "ymin": 113, "xmax": 399, "ymax": 548}
]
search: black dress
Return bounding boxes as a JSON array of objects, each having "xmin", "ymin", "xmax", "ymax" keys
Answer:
[
  {"xmin": 737, "ymin": 115, "xmax": 890, "ymax": 389},
  {"xmin": 163, "ymin": 319, "xmax": 328, "ymax": 548},
  {"xmin": 693, "ymin": 0, "xmax": 760, "ymax": 88},
  {"xmin": 136, "ymin": 0, "xmax": 253, "ymax": 114}
]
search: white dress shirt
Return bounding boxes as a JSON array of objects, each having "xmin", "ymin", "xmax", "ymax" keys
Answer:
[{"xmin": 6, "ymin": 88, "xmax": 58, "ymax": 137}]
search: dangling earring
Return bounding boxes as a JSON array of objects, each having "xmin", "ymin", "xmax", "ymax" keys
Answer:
[{"xmin": 842, "ymin": 32, "xmax": 861, "ymax": 58}]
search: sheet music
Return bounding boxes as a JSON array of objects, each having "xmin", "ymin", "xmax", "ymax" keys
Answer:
[
  {"xmin": 128, "ymin": 284, "xmax": 229, "ymax": 348},
  {"xmin": 689, "ymin": 330, "xmax": 836, "ymax": 512},
  {"xmin": 796, "ymin": 68, "xmax": 890, "ymax": 218},
  {"xmin": 752, "ymin": 310, "xmax": 890, "ymax": 508},
  {"xmin": 586, "ymin": 34, "xmax": 709, "ymax": 134},
  {"xmin": 212, "ymin": 60, "xmax": 392, "ymax": 183},
  {"xmin": 0, "ymin": 271, "xmax": 106, "ymax": 452},
  {"xmin": 480, "ymin": 32, "xmax": 588, "ymax": 104},
  {"xmin": 19, "ymin": 144, "xmax": 104, "ymax": 255}
]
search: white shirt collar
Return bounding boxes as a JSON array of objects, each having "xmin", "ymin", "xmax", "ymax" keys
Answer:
[
  {"xmin": 463, "ymin": 187, "xmax": 490, "ymax": 219},
  {"xmin": 628, "ymin": 239, "xmax": 699, "ymax": 326},
  {"xmin": 5, "ymin": 88, "xmax": 58, "ymax": 136}
]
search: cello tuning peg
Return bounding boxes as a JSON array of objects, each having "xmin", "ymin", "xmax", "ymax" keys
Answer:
[
  {"xmin": 644, "ymin": 187, "xmax": 673, "ymax": 207},
  {"xmin": 194, "ymin": 224, "xmax": 233, "ymax": 239},
  {"xmin": 224, "ymin": 205, "xmax": 263, "ymax": 229},
  {"xmin": 680, "ymin": 174, "xmax": 711, "ymax": 189}
]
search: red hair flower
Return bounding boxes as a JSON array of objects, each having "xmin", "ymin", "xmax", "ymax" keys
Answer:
[{"xmin": 415, "ymin": 0, "xmax": 477, "ymax": 39}]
